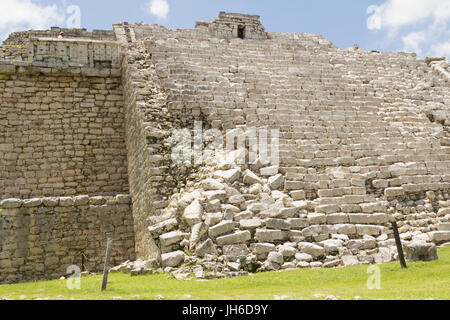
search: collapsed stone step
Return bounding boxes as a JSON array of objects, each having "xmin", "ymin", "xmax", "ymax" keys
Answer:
[
  {"xmin": 140, "ymin": 158, "xmax": 436, "ymax": 277},
  {"xmin": 428, "ymin": 231, "xmax": 450, "ymax": 244}
]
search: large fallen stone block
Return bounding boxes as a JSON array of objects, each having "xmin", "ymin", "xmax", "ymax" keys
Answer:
[
  {"xmin": 195, "ymin": 239, "xmax": 217, "ymax": 258},
  {"xmin": 267, "ymin": 252, "xmax": 283, "ymax": 265},
  {"xmin": 205, "ymin": 212, "xmax": 223, "ymax": 226},
  {"xmin": 201, "ymin": 179, "xmax": 225, "ymax": 190},
  {"xmin": 342, "ymin": 255, "xmax": 359, "ymax": 266},
  {"xmin": 321, "ymin": 239, "xmax": 344, "ymax": 254},
  {"xmin": 297, "ymin": 242, "xmax": 325, "ymax": 258},
  {"xmin": 428, "ymin": 231, "xmax": 450, "ymax": 244},
  {"xmin": 260, "ymin": 166, "xmax": 279, "ymax": 176},
  {"xmin": 404, "ymin": 241, "xmax": 438, "ymax": 262},
  {"xmin": 254, "ymin": 229, "xmax": 286, "ymax": 242},
  {"xmin": 203, "ymin": 190, "xmax": 227, "ymax": 202},
  {"xmin": 223, "ymin": 244, "xmax": 249, "ymax": 260},
  {"xmin": 216, "ymin": 231, "xmax": 251, "ymax": 246},
  {"xmin": 302, "ymin": 225, "xmax": 322, "ymax": 238},
  {"xmin": 159, "ymin": 231, "xmax": 184, "ymax": 247},
  {"xmin": 239, "ymin": 218, "xmax": 262, "ymax": 230},
  {"xmin": 243, "ymin": 170, "xmax": 262, "ymax": 185},
  {"xmin": 161, "ymin": 251, "xmax": 185, "ymax": 267},
  {"xmin": 277, "ymin": 207, "xmax": 299, "ymax": 219},
  {"xmin": 209, "ymin": 221, "xmax": 235, "ymax": 238},
  {"xmin": 253, "ymin": 243, "xmax": 277, "ymax": 259},
  {"xmin": 183, "ymin": 199, "xmax": 203, "ymax": 226},
  {"xmin": 295, "ymin": 253, "xmax": 313, "ymax": 262},
  {"xmin": 268, "ymin": 174, "xmax": 284, "ymax": 190},
  {"xmin": 278, "ymin": 245, "xmax": 297, "ymax": 258},
  {"xmin": 213, "ymin": 168, "xmax": 241, "ymax": 183},
  {"xmin": 189, "ymin": 223, "xmax": 208, "ymax": 250},
  {"xmin": 356, "ymin": 225, "xmax": 384, "ymax": 236},
  {"xmin": 148, "ymin": 218, "xmax": 178, "ymax": 238}
]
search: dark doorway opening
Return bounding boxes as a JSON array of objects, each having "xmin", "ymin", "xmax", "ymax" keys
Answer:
[{"xmin": 238, "ymin": 25, "xmax": 245, "ymax": 39}]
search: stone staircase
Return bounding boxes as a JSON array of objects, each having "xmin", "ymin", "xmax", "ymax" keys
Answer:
[
  {"xmin": 131, "ymin": 23, "xmax": 449, "ymax": 202},
  {"xmin": 117, "ymin": 14, "xmax": 450, "ymax": 276}
]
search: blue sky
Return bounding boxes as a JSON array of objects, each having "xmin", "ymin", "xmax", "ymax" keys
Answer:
[{"xmin": 1, "ymin": 0, "xmax": 449, "ymax": 59}]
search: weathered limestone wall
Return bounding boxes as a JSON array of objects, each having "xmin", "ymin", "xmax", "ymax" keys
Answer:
[
  {"xmin": 0, "ymin": 71, "xmax": 128, "ymax": 199},
  {"xmin": 121, "ymin": 46, "xmax": 160, "ymax": 260},
  {"xmin": 122, "ymin": 40, "xmax": 202, "ymax": 260},
  {"xmin": 0, "ymin": 34, "xmax": 134, "ymax": 284},
  {"xmin": 0, "ymin": 195, "xmax": 135, "ymax": 284},
  {"xmin": 4, "ymin": 27, "xmax": 116, "ymax": 46},
  {"xmin": 0, "ymin": 45, "xmax": 28, "ymax": 61}
]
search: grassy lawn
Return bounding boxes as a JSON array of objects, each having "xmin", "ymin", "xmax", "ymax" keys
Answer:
[{"xmin": 1, "ymin": 246, "xmax": 449, "ymax": 300}]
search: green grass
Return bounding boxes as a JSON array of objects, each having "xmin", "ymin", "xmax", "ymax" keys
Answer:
[{"xmin": 1, "ymin": 246, "xmax": 449, "ymax": 300}]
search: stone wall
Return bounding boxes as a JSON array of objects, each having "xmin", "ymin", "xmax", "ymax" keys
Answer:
[
  {"xmin": 121, "ymin": 45, "xmax": 160, "ymax": 260},
  {"xmin": 0, "ymin": 70, "xmax": 128, "ymax": 199},
  {"xmin": 0, "ymin": 195, "xmax": 135, "ymax": 284},
  {"xmin": 4, "ymin": 27, "xmax": 116, "ymax": 46},
  {"xmin": 0, "ymin": 45, "xmax": 28, "ymax": 61},
  {"xmin": 122, "ymin": 40, "xmax": 202, "ymax": 260}
]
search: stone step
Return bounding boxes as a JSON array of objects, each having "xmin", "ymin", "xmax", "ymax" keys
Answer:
[
  {"xmin": 439, "ymin": 223, "xmax": 450, "ymax": 231},
  {"xmin": 428, "ymin": 231, "xmax": 450, "ymax": 244},
  {"xmin": 315, "ymin": 195, "xmax": 377, "ymax": 206}
]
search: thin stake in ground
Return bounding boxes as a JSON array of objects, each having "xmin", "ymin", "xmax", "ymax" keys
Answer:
[
  {"xmin": 101, "ymin": 238, "xmax": 113, "ymax": 291},
  {"xmin": 392, "ymin": 221, "xmax": 407, "ymax": 269}
]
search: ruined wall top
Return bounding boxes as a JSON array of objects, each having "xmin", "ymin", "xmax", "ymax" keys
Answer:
[
  {"xmin": 1, "ymin": 26, "xmax": 121, "ymax": 77},
  {"xmin": 196, "ymin": 11, "xmax": 268, "ymax": 40},
  {"xmin": 4, "ymin": 27, "xmax": 116, "ymax": 45}
]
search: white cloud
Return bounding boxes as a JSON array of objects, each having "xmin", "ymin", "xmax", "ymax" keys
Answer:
[
  {"xmin": 430, "ymin": 41, "xmax": 450, "ymax": 57},
  {"xmin": 0, "ymin": 0, "xmax": 65, "ymax": 41},
  {"xmin": 367, "ymin": 0, "xmax": 450, "ymax": 59},
  {"xmin": 148, "ymin": 0, "xmax": 169, "ymax": 20},
  {"xmin": 367, "ymin": 0, "xmax": 450, "ymax": 31},
  {"xmin": 401, "ymin": 31, "xmax": 427, "ymax": 56}
]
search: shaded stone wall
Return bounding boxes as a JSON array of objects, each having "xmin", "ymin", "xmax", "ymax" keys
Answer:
[
  {"xmin": 122, "ymin": 41, "xmax": 201, "ymax": 260},
  {"xmin": 0, "ymin": 35, "xmax": 133, "ymax": 284},
  {"xmin": 0, "ymin": 195, "xmax": 135, "ymax": 284}
]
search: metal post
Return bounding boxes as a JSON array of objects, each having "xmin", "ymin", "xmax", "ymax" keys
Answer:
[{"xmin": 101, "ymin": 238, "xmax": 113, "ymax": 291}]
